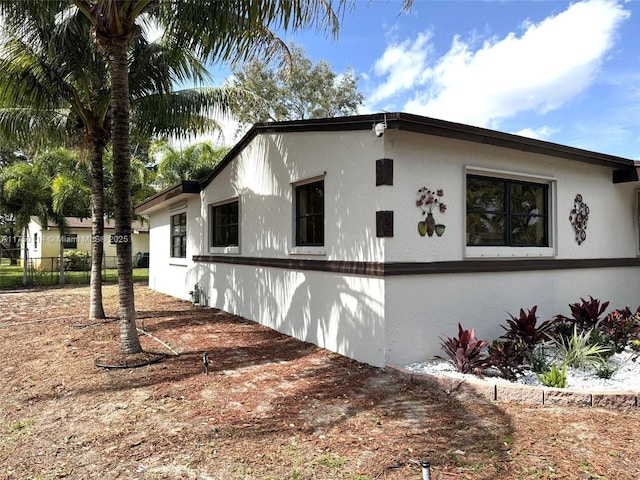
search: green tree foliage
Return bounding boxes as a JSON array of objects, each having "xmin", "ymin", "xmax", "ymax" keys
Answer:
[
  {"xmin": 0, "ymin": 143, "xmax": 27, "ymax": 264},
  {"xmin": 0, "ymin": 160, "xmax": 51, "ymax": 284},
  {"xmin": 0, "ymin": 1, "xmax": 245, "ymax": 322},
  {"xmin": 229, "ymin": 45, "xmax": 364, "ymax": 129},
  {"xmin": 151, "ymin": 139, "xmax": 229, "ymax": 189},
  {"xmin": 38, "ymin": 149, "xmax": 92, "ymax": 220},
  {"xmin": 0, "ymin": 148, "xmax": 92, "ymax": 277}
]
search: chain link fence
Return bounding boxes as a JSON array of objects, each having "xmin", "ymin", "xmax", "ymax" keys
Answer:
[{"xmin": 0, "ymin": 252, "xmax": 149, "ymax": 289}]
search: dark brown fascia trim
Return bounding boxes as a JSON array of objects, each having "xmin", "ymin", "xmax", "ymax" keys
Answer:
[
  {"xmin": 135, "ymin": 180, "xmax": 200, "ymax": 214},
  {"xmin": 192, "ymin": 255, "xmax": 640, "ymax": 276},
  {"xmin": 198, "ymin": 115, "xmax": 382, "ymax": 189},
  {"xmin": 392, "ymin": 112, "xmax": 635, "ymax": 170},
  {"xmin": 192, "ymin": 255, "xmax": 385, "ymax": 275},
  {"xmin": 383, "ymin": 257, "xmax": 640, "ymax": 275},
  {"xmin": 198, "ymin": 112, "xmax": 637, "ymax": 190}
]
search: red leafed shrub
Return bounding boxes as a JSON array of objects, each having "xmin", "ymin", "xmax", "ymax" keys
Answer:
[
  {"xmin": 599, "ymin": 306, "xmax": 640, "ymax": 353},
  {"xmin": 438, "ymin": 323, "xmax": 490, "ymax": 376},
  {"xmin": 555, "ymin": 296, "xmax": 610, "ymax": 333},
  {"xmin": 501, "ymin": 306, "xmax": 557, "ymax": 350}
]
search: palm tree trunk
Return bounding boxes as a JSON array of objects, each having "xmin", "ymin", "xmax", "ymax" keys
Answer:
[
  {"xmin": 8, "ymin": 227, "xmax": 18, "ymax": 265},
  {"xmin": 89, "ymin": 138, "xmax": 106, "ymax": 320},
  {"xmin": 107, "ymin": 38, "xmax": 141, "ymax": 354},
  {"xmin": 22, "ymin": 227, "xmax": 28, "ymax": 287},
  {"xmin": 59, "ymin": 234, "xmax": 64, "ymax": 285}
]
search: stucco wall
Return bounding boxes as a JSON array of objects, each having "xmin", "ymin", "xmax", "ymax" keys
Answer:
[
  {"xmin": 145, "ymin": 126, "xmax": 640, "ymax": 368},
  {"xmin": 181, "ymin": 130, "xmax": 389, "ymax": 365},
  {"xmin": 189, "ymin": 261, "xmax": 386, "ymax": 366},
  {"xmin": 385, "ymin": 266, "xmax": 640, "ymax": 366},
  {"xmin": 200, "ymin": 132, "xmax": 386, "ymax": 262},
  {"xmin": 147, "ymin": 197, "xmax": 200, "ymax": 300},
  {"xmin": 382, "ymin": 130, "xmax": 639, "ymax": 262},
  {"xmin": 381, "ymin": 130, "xmax": 640, "ymax": 365}
]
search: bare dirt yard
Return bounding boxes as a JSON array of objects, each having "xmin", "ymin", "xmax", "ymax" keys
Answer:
[{"xmin": 1, "ymin": 284, "xmax": 639, "ymax": 480}]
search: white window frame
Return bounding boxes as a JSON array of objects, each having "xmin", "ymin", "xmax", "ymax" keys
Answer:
[
  {"xmin": 464, "ymin": 166, "xmax": 557, "ymax": 259},
  {"xmin": 208, "ymin": 197, "xmax": 241, "ymax": 255},
  {"xmin": 290, "ymin": 173, "xmax": 326, "ymax": 256}
]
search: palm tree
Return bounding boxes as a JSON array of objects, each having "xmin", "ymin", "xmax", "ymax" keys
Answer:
[
  {"xmin": 0, "ymin": 162, "xmax": 51, "ymax": 286},
  {"xmin": 68, "ymin": 0, "xmax": 347, "ymax": 355},
  {"xmin": 152, "ymin": 139, "xmax": 230, "ymax": 189},
  {"xmin": 0, "ymin": 3, "xmax": 252, "ymax": 349},
  {"xmin": 36, "ymin": 148, "xmax": 91, "ymax": 284},
  {"xmin": 0, "ymin": 7, "xmax": 112, "ymax": 316}
]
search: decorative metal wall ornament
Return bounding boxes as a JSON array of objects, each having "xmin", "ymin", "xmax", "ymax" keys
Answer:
[
  {"xmin": 569, "ymin": 194, "xmax": 589, "ymax": 245},
  {"xmin": 416, "ymin": 187, "xmax": 446, "ymax": 237}
]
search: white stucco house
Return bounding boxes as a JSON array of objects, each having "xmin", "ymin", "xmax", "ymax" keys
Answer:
[{"xmin": 136, "ymin": 112, "xmax": 640, "ymax": 368}]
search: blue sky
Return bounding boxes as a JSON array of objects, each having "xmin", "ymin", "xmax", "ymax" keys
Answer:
[{"xmin": 213, "ymin": 0, "xmax": 640, "ymax": 160}]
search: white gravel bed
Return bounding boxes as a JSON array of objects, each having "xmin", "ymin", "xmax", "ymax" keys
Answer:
[{"xmin": 406, "ymin": 350, "xmax": 640, "ymax": 392}]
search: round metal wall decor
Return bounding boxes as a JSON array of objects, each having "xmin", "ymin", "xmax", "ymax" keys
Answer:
[{"xmin": 569, "ymin": 194, "xmax": 589, "ymax": 245}]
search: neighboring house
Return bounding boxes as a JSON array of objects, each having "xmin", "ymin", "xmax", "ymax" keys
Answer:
[
  {"xmin": 24, "ymin": 216, "xmax": 149, "ymax": 270},
  {"xmin": 136, "ymin": 112, "xmax": 640, "ymax": 368}
]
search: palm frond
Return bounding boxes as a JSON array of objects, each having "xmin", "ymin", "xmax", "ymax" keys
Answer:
[
  {"xmin": 131, "ymin": 87, "xmax": 253, "ymax": 139},
  {"xmin": 0, "ymin": 108, "xmax": 72, "ymax": 147},
  {"xmin": 52, "ymin": 175, "xmax": 91, "ymax": 217}
]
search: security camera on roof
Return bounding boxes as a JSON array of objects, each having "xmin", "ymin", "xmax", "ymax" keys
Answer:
[{"xmin": 374, "ymin": 122, "xmax": 386, "ymax": 137}]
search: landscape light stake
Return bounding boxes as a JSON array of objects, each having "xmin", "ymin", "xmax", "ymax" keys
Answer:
[{"xmin": 203, "ymin": 351, "xmax": 209, "ymax": 374}]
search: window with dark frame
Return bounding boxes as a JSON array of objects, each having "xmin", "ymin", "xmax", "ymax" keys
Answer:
[
  {"xmin": 211, "ymin": 201, "xmax": 239, "ymax": 248},
  {"xmin": 295, "ymin": 180, "xmax": 324, "ymax": 246},
  {"xmin": 170, "ymin": 212, "xmax": 187, "ymax": 258},
  {"xmin": 466, "ymin": 174, "xmax": 549, "ymax": 247},
  {"xmin": 61, "ymin": 233, "xmax": 77, "ymax": 250}
]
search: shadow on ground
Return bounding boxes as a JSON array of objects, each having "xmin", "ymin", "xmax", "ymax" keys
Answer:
[{"xmin": 0, "ymin": 285, "xmax": 518, "ymax": 479}]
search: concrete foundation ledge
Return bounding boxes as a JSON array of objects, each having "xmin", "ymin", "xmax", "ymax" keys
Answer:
[{"xmin": 385, "ymin": 364, "xmax": 639, "ymax": 409}]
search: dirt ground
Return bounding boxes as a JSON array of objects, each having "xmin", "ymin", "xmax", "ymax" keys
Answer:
[{"xmin": 1, "ymin": 284, "xmax": 639, "ymax": 480}]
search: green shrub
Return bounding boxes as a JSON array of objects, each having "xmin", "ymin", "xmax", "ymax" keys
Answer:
[
  {"xmin": 551, "ymin": 326, "xmax": 610, "ymax": 370},
  {"xmin": 595, "ymin": 363, "xmax": 618, "ymax": 379},
  {"xmin": 525, "ymin": 345, "xmax": 553, "ymax": 374},
  {"xmin": 537, "ymin": 364, "xmax": 567, "ymax": 388},
  {"xmin": 63, "ymin": 250, "xmax": 91, "ymax": 271},
  {"xmin": 587, "ymin": 328, "xmax": 615, "ymax": 360}
]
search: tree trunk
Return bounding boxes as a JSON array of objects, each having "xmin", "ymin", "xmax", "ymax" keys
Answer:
[
  {"xmin": 59, "ymin": 232, "xmax": 64, "ymax": 285},
  {"xmin": 8, "ymin": 226, "xmax": 18, "ymax": 265},
  {"xmin": 89, "ymin": 138, "xmax": 106, "ymax": 320},
  {"xmin": 107, "ymin": 39, "xmax": 141, "ymax": 355},
  {"xmin": 22, "ymin": 227, "xmax": 27, "ymax": 287}
]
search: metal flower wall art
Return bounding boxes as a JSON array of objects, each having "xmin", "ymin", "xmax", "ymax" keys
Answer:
[
  {"xmin": 569, "ymin": 194, "xmax": 589, "ymax": 245},
  {"xmin": 416, "ymin": 186, "xmax": 447, "ymax": 237}
]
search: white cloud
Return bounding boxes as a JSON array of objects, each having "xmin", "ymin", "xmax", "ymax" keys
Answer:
[
  {"xmin": 368, "ymin": 31, "xmax": 433, "ymax": 104},
  {"xmin": 512, "ymin": 125, "xmax": 559, "ymax": 142},
  {"xmin": 370, "ymin": 0, "xmax": 630, "ymax": 129}
]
